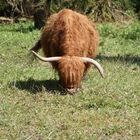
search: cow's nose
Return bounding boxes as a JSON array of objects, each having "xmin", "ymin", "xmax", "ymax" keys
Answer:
[
  {"xmin": 67, "ymin": 88, "xmax": 80, "ymax": 94},
  {"xmin": 67, "ymin": 88, "xmax": 77, "ymax": 93}
]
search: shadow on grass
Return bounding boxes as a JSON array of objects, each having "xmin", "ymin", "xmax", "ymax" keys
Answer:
[
  {"xmin": 97, "ymin": 54, "xmax": 140, "ymax": 66},
  {"xmin": 9, "ymin": 79, "xmax": 66, "ymax": 94}
]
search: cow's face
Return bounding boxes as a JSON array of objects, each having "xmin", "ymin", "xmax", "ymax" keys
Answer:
[
  {"xmin": 58, "ymin": 56, "xmax": 85, "ymax": 93},
  {"xmin": 31, "ymin": 51, "xmax": 104, "ymax": 93}
]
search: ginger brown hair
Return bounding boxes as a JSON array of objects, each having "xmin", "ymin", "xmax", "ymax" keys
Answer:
[{"xmin": 31, "ymin": 9, "xmax": 99, "ymax": 91}]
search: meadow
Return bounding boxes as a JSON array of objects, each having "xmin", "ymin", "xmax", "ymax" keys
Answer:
[{"xmin": 0, "ymin": 21, "xmax": 140, "ymax": 140}]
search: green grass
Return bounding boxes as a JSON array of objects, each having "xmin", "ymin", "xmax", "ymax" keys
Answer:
[{"xmin": 0, "ymin": 21, "xmax": 140, "ymax": 140}]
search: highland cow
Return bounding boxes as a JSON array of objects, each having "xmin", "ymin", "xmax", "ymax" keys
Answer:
[{"xmin": 31, "ymin": 9, "xmax": 103, "ymax": 93}]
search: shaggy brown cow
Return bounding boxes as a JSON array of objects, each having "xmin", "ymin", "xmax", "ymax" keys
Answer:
[{"xmin": 31, "ymin": 9, "xmax": 103, "ymax": 93}]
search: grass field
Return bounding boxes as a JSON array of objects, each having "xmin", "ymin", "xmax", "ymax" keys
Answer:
[{"xmin": 0, "ymin": 21, "xmax": 140, "ymax": 140}]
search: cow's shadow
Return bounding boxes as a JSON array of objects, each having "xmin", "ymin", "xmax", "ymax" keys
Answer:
[{"xmin": 9, "ymin": 79, "xmax": 66, "ymax": 94}]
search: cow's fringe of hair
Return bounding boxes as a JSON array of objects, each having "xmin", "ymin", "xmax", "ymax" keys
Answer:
[{"xmin": 57, "ymin": 56, "xmax": 85, "ymax": 88}]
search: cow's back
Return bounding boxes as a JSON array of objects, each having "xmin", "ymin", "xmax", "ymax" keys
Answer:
[{"xmin": 41, "ymin": 9, "xmax": 99, "ymax": 58}]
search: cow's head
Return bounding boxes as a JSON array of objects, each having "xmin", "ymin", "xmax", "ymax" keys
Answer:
[
  {"xmin": 32, "ymin": 51, "xmax": 104, "ymax": 93},
  {"xmin": 57, "ymin": 56, "xmax": 85, "ymax": 93}
]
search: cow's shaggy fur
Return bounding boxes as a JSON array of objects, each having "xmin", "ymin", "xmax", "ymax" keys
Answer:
[{"xmin": 31, "ymin": 9, "xmax": 99, "ymax": 91}]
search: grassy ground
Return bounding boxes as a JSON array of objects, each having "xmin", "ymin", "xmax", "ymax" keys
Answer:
[{"xmin": 0, "ymin": 21, "xmax": 140, "ymax": 140}]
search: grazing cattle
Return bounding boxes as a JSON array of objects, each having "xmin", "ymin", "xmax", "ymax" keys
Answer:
[{"xmin": 31, "ymin": 9, "xmax": 103, "ymax": 93}]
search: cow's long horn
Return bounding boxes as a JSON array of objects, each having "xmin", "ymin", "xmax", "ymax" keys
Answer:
[
  {"xmin": 32, "ymin": 51, "xmax": 61, "ymax": 62},
  {"xmin": 81, "ymin": 57, "xmax": 104, "ymax": 77}
]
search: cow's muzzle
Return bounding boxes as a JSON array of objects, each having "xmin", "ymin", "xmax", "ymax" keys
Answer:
[{"xmin": 66, "ymin": 88, "xmax": 79, "ymax": 94}]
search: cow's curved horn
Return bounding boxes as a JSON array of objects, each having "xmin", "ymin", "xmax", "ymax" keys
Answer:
[
  {"xmin": 32, "ymin": 51, "xmax": 61, "ymax": 62},
  {"xmin": 81, "ymin": 57, "xmax": 104, "ymax": 77}
]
